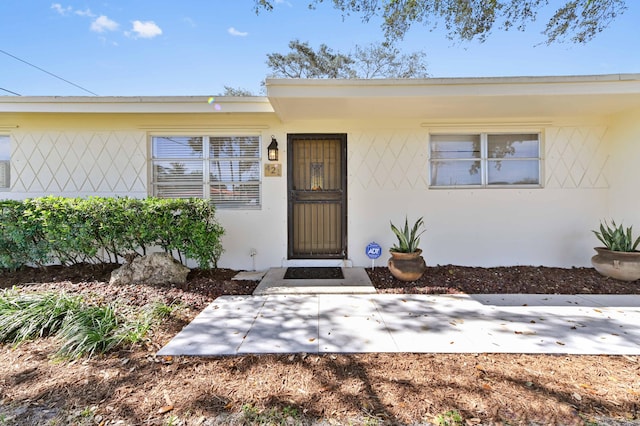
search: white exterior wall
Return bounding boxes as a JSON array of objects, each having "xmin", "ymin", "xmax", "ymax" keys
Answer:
[
  {"xmin": 0, "ymin": 113, "xmax": 621, "ymax": 270},
  {"xmin": 606, "ymin": 107, "xmax": 640, "ymax": 227},
  {"xmin": 344, "ymin": 124, "xmax": 609, "ymax": 268}
]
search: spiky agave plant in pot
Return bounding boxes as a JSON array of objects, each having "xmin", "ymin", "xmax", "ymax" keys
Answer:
[
  {"xmin": 388, "ymin": 216, "xmax": 427, "ymax": 282},
  {"xmin": 591, "ymin": 220, "xmax": 640, "ymax": 281}
]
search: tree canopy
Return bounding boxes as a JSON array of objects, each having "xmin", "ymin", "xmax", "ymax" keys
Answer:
[
  {"xmin": 266, "ymin": 40, "xmax": 429, "ymax": 79},
  {"xmin": 254, "ymin": 0, "xmax": 627, "ymax": 44}
]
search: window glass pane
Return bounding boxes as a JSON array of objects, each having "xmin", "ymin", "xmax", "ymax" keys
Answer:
[
  {"xmin": 152, "ymin": 137, "xmax": 203, "ymax": 159},
  {"xmin": 430, "ymin": 135, "xmax": 480, "ymax": 159},
  {"xmin": 153, "ymin": 161, "xmax": 203, "ymax": 182},
  {"xmin": 488, "ymin": 134, "xmax": 539, "ymax": 158},
  {"xmin": 154, "ymin": 185, "xmax": 204, "ymax": 198},
  {"xmin": 151, "ymin": 135, "xmax": 261, "ymax": 208},
  {"xmin": 211, "ymin": 183, "xmax": 260, "ymax": 208},
  {"xmin": 0, "ymin": 136, "xmax": 9, "ymax": 160},
  {"xmin": 488, "ymin": 159, "xmax": 539, "ymax": 185},
  {"xmin": 210, "ymin": 136, "xmax": 260, "ymax": 159},
  {"xmin": 0, "ymin": 136, "xmax": 9, "ymax": 189},
  {"xmin": 210, "ymin": 160, "xmax": 260, "ymax": 182},
  {"xmin": 430, "ymin": 160, "xmax": 482, "ymax": 186}
]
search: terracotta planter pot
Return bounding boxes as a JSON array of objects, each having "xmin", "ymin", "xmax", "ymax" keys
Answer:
[
  {"xmin": 591, "ymin": 247, "xmax": 640, "ymax": 282},
  {"xmin": 388, "ymin": 249, "xmax": 426, "ymax": 282}
]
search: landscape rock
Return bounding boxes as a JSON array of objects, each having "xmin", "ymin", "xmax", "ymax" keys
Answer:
[{"xmin": 109, "ymin": 252, "xmax": 190, "ymax": 286}]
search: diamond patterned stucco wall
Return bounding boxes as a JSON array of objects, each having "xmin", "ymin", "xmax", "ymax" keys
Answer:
[
  {"xmin": 350, "ymin": 131, "xmax": 429, "ymax": 190},
  {"xmin": 348, "ymin": 126, "xmax": 608, "ymax": 190},
  {"xmin": 545, "ymin": 126, "xmax": 608, "ymax": 189},
  {"xmin": 11, "ymin": 131, "xmax": 147, "ymax": 195}
]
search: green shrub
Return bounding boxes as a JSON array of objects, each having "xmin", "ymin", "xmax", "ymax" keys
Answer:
[
  {"xmin": 0, "ymin": 197, "xmax": 225, "ymax": 270},
  {"xmin": 0, "ymin": 200, "xmax": 51, "ymax": 270}
]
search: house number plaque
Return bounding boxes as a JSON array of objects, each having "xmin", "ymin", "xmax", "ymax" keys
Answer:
[{"xmin": 264, "ymin": 163, "xmax": 282, "ymax": 177}]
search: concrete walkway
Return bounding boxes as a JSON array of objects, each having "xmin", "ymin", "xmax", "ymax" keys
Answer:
[{"xmin": 157, "ymin": 292, "xmax": 640, "ymax": 356}]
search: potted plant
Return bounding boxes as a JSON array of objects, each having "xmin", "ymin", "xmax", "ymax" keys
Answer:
[
  {"xmin": 388, "ymin": 216, "xmax": 427, "ymax": 282},
  {"xmin": 591, "ymin": 220, "xmax": 640, "ymax": 281}
]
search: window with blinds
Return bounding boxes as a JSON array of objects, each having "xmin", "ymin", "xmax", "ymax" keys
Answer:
[
  {"xmin": 0, "ymin": 135, "xmax": 9, "ymax": 190},
  {"xmin": 151, "ymin": 135, "xmax": 261, "ymax": 209}
]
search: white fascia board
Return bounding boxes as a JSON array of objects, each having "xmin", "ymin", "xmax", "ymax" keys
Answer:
[
  {"xmin": 0, "ymin": 96, "xmax": 274, "ymax": 114},
  {"xmin": 265, "ymin": 74, "xmax": 640, "ymax": 98}
]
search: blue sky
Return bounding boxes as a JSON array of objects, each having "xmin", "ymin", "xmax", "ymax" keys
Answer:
[{"xmin": 1, "ymin": 1, "xmax": 640, "ymax": 97}]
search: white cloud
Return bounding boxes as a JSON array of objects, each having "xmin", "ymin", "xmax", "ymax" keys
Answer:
[
  {"xmin": 228, "ymin": 27, "xmax": 248, "ymax": 37},
  {"xmin": 51, "ymin": 3, "xmax": 72, "ymax": 15},
  {"xmin": 127, "ymin": 20, "xmax": 163, "ymax": 39},
  {"xmin": 75, "ymin": 8, "xmax": 95, "ymax": 17},
  {"xmin": 91, "ymin": 15, "xmax": 119, "ymax": 33},
  {"xmin": 182, "ymin": 17, "xmax": 197, "ymax": 27}
]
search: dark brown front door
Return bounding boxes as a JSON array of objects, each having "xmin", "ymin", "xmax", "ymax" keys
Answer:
[{"xmin": 288, "ymin": 134, "xmax": 347, "ymax": 259}]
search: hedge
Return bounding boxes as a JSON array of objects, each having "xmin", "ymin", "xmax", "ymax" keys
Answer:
[{"xmin": 0, "ymin": 197, "xmax": 224, "ymax": 271}]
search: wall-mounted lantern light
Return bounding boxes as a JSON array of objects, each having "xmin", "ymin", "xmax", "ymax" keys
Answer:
[{"xmin": 268, "ymin": 136, "xmax": 279, "ymax": 161}]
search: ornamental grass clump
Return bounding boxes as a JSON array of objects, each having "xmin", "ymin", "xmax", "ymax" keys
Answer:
[
  {"xmin": 0, "ymin": 291, "xmax": 82, "ymax": 343},
  {"xmin": 0, "ymin": 289, "xmax": 176, "ymax": 358},
  {"xmin": 56, "ymin": 304, "xmax": 125, "ymax": 358},
  {"xmin": 593, "ymin": 220, "xmax": 640, "ymax": 252},
  {"xmin": 390, "ymin": 216, "xmax": 426, "ymax": 253}
]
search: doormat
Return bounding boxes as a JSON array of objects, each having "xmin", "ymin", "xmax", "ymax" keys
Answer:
[{"xmin": 283, "ymin": 267, "xmax": 344, "ymax": 280}]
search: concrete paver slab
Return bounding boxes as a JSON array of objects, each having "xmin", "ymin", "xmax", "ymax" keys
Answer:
[
  {"xmin": 157, "ymin": 317, "xmax": 255, "ymax": 356},
  {"xmin": 319, "ymin": 294, "xmax": 379, "ymax": 317},
  {"xmin": 260, "ymin": 295, "xmax": 319, "ymax": 318},
  {"xmin": 232, "ymin": 271, "xmax": 267, "ymax": 281},
  {"xmin": 469, "ymin": 294, "xmax": 597, "ymax": 307},
  {"xmin": 239, "ymin": 315, "xmax": 319, "ymax": 354},
  {"xmin": 199, "ymin": 295, "xmax": 267, "ymax": 317},
  {"xmin": 319, "ymin": 312, "xmax": 398, "ymax": 353},
  {"xmin": 157, "ymin": 294, "xmax": 640, "ymax": 357},
  {"xmin": 380, "ymin": 312, "xmax": 477, "ymax": 352}
]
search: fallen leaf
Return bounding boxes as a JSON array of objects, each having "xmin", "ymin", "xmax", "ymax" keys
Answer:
[
  {"xmin": 482, "ymin": 383, "xmax": 492, "ymax": 391},
  {"xmin": 556, "ymin": 341, "xmax": 565, "ymax": 346},
  {"xmin": 157, "ymin": 405, "xmax": 174, "ymax": 414},
  {"xmin": 572, "ymin": 393, "xmax": 582, "ymax": 401},
  {"xmin": 163, "ymin": 390, "xmax": 173, "ymax": 406},
  {"xmin": 308, "ymin": 338, "xmax": 316, "ymax": 342}
]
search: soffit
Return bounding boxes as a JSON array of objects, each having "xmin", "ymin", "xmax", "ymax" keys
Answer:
[{"xmin": 266, "ymin": 74, "xmax": 640, "ymax": 122}]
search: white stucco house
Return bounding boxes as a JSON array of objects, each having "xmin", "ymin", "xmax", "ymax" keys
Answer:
[{"xmin": 1, "ymin": 74, "xmax": 640, "ymax": 271}]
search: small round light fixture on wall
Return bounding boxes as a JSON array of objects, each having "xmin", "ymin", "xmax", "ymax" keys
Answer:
[{"xmin": 268, "ymin": 136, "xmax": 279, "ymax": 161}]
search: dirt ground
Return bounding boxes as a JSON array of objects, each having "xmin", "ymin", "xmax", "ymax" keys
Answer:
[{"xmin": 0, "ymin": 264, "xmax": 639, "ymax": 425}]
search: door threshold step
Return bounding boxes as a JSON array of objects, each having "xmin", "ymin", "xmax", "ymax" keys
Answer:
[{"xmin": 254, "ymin": 267, "xmax": 375, "ymax": 295}]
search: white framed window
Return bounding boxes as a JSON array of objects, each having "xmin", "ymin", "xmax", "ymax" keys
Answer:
[
  {"xmin": 429, "ymin": 133, "xmax": 541, "ymax": 188},
  {"xmin": 0, "ymin": 135, "xmax": 10, "ymax": 191},
  {"xmin": 151, "ymin": 135, "xmax": 261, "ymax": 209}
]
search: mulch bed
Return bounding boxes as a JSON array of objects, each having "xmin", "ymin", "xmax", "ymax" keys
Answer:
[{"xmin": 0, "ymin": 263, "xmax": 639, "ymax": 425}]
